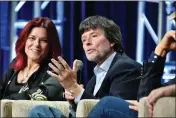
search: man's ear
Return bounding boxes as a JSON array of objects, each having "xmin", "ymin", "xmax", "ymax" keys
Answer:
[{"xmin": 110, "ymin": 42, "xmax": 115, "ymax": 48}]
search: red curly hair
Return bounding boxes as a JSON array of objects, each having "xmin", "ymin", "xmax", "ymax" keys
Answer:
[{"xmin": 11, "ymin": 17, "xmax": 62, "ymax": 71}]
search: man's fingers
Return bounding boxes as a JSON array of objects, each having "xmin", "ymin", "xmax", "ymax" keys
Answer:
[
  {"xmin": 171, "ymin": 31, "xmax": 176, "ymax": 40},
  {"xmin": 48, "ymin": 63, "xmax": 62, "ymax": 75},
  {"xmin": 169, "ymin": 30, "xmax": 176, "ymax": 39},
  {"xmin": 128, "ymin": 101, "xmax": 139, "ymax": 112},
  {"xmin": 65, "ymin": 90, "xmax": 71, "ymax": 95},
  {"xmin": 73, "ymin": 59, "xmax": 78, "ymax": 73},
  {"xmin": 47, "ymin": 70, "xmax": 61, "ymax": 81},
  {"xmin": 147, "ymin": 99, "xmax": 154, "ymax": 117},
  {"xmin": 64, "ymin": 90, "xmax": 74, "ymax": 100},
  {"xmin": 65, "ymin": 94, "xmax": 74, "ymax": 100},
  {"xmin": 147, "ymin": 90, "xmax": 155, "ymax": 100},
  {"xmin": 146, "ymin": 100, "xmax": 153, "ymax": 110},
  {"xmin": 58, "ymin": 56, "xmax": 71, "ymax": 70},
  {"xmin": 148, "ymin": 108, "xmax": 153, "ymax": 118},
  {"xmin": 148, "ymin": 92, "xmax": 162, "ymax": 105},
  {"xmin": 127, "ymin": 100, "xmax": 138, "ymax": 106},
  {"xmin": 129, "ymin": 105, "xmax": 138, "ymax": 111},
  {"xmin": 146, "ymin": 97, "xmax": 154, "ymax": 118},
  {"xmin": 51, "ymin": 59, "xmax": 65, "ymax": 71},
  {"xmin": 147, "ymin": 89, "xmax": 158, "ymax": 104}
]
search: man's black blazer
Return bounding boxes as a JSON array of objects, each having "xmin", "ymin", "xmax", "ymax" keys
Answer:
[{"xmin": 81, "ymin": 52, "xmax": 142, "ymax": 100}]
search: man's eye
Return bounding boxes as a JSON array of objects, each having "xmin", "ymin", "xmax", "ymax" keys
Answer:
[
  {"xmin": 92, "ymin": 35, "xmax": 98, "ymax": 37},
  {"xmin": 82, "ymin": 39, "xmax": 86, "ymax": 42}
]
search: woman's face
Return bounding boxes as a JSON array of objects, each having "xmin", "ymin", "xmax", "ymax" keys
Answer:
[{"xmin": 25, "ymin": 27, "xmax": 49, "ymax": 63}]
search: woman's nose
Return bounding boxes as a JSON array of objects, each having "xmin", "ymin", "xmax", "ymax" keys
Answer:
[{"xmin": 34, "ymin": 39, "xmax": 40, "ymax": 46}]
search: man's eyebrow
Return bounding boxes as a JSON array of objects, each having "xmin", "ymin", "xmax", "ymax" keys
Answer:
[
  {"xmin": 81, "ymin": 31, "xmax": 98, "ymax": 39},
  {"xmin": 90, "ymin": 31, "xmax": 98, "ymax": 35}
]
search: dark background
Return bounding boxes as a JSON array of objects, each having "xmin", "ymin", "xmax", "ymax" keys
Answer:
[{"xmin": 0, "ymin": 1, "xmax": 175, "ymax": 86}]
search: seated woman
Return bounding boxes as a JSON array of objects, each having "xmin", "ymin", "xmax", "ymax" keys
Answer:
[{"xmin": 0, "ymin": 17, "xmax": 64, "ymax": 101}]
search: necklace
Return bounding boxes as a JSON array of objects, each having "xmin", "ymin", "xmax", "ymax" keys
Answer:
[
  {"xmin": 21, "ymin": 70, "xmax": 30, "ymax": 83},
  {"xmin": 23, "ymin": 71, "xmax": 29, "ymax": 78},
  {"xmin": 18, "ymin": 65, "xmax": 39, "ymax": 83},
  {"xmin": 22, "ymin": 65, "xmax": 39, "ymax": 81}
]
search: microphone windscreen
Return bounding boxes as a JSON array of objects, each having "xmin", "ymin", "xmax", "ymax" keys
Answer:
[{"xmin": 76, "ymin": 60, "xmax": 83, "ymax": 71}]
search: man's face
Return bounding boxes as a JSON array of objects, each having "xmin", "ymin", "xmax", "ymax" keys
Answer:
[{"xmin": 81, "ymin": 28, "xmax": 115, "ymax": 65}]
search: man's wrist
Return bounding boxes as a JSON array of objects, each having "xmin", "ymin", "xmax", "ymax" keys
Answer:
[{"xmin": 68, "ymin": 83, "xmax": 82, "ymax": 98}]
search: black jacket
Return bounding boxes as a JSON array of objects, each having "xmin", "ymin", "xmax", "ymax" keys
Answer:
[
  {"xmin": 0, "ymin": 59, "xmax": 64, "ymax": 101},
  {"xmin": 138, "ymin": 61, "xmax": 176, "ymax": 100},
  {"xmin": 81, "ymin": 52, "xmax": 142, "ymax": 100}
]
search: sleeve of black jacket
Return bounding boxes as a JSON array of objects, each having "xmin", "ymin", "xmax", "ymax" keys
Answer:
[
  {"xmin": 137, "ymin": 61, "xmax": 164, "ymax": 100},
  {"xmin": 0, "ymin": 59, "xmax": 16, "ymax": 99}
]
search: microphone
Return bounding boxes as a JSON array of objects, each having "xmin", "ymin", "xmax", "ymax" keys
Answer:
[
  {"xmin": 68, "ymin": 60, "xmax": 83, "ymax": 118},
  {"xmin": 76, "ymin": 60, "xmax": 83, "ymax": 84}
]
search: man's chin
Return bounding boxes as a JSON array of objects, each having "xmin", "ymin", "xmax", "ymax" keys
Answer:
[{"xmin": 86, "ymin": 56, "xmax": 98, "ymax": 62}]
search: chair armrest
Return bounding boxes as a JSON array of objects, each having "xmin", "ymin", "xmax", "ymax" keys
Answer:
[
  {"xmin": 76, "ymin": 99, "xmax": 136, "ymax": 117},
  {"xmin": 138, "ymin": 97, "xmax": 176, "ymax": 117},
  {"xmin": 0, "ymin": 100, "xmax": 15, "ymax": 117},
  {"xmin": 153, "ymin": 97, "xmax": 175, "ymax": 117},
  {"xmin": 11, "ymin": 100, "xmax": 69, "ymax": 117},
  {"xmin": 138, "ymin": 97, "xmax": 149, "ymax": 117},
  {"xmin": 76, "ymin": 99, "xmax": 99, "ymax": 117}
]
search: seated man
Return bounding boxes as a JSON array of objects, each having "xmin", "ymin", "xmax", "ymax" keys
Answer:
[
  {"xmin": 28, "ymin": 29, "xmax": 175, "ymax": 118},
  {"xmin": 87, "ymin": 12, "xmax": 176, "ymax": 117},
  {"xmin": 87, "ymin": 30, "xmax": 176, "ymax": 118},
  {"xmin": 27, "ymin": 15, "xmax": 142, "ymax": 117}
]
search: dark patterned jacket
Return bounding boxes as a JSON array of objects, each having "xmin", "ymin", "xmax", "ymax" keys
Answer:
[{"xmin": 0, "ymin": 59, "xmax": 65, "ymax": 101}]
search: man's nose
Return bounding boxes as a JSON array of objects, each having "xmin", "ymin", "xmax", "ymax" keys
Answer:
[{"xmin": 85, "ymin": 38, "xmax": 91, "ymax": 45}]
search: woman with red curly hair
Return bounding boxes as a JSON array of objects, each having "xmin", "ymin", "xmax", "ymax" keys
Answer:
[{"xmin": 0, "ymin": 17, "xmax": 64, "ymax": 101}]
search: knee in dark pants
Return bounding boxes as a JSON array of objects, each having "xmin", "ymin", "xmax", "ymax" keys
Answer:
[
  {"xmin": 28, "ymin": 105, "xmax": 51, "ymax": 117},
  {"xmin": 99, "ymin": 96, "xmax": 121, "ymax": 106}
]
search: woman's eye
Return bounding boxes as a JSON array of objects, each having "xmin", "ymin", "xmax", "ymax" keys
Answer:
[
  {"xmin": 28, "ymin": 37, "xmax": 35, "ymax": 40},
  {"xmin": 40, "ymin": 40, "xmax": 48, "ymax": 43}
]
